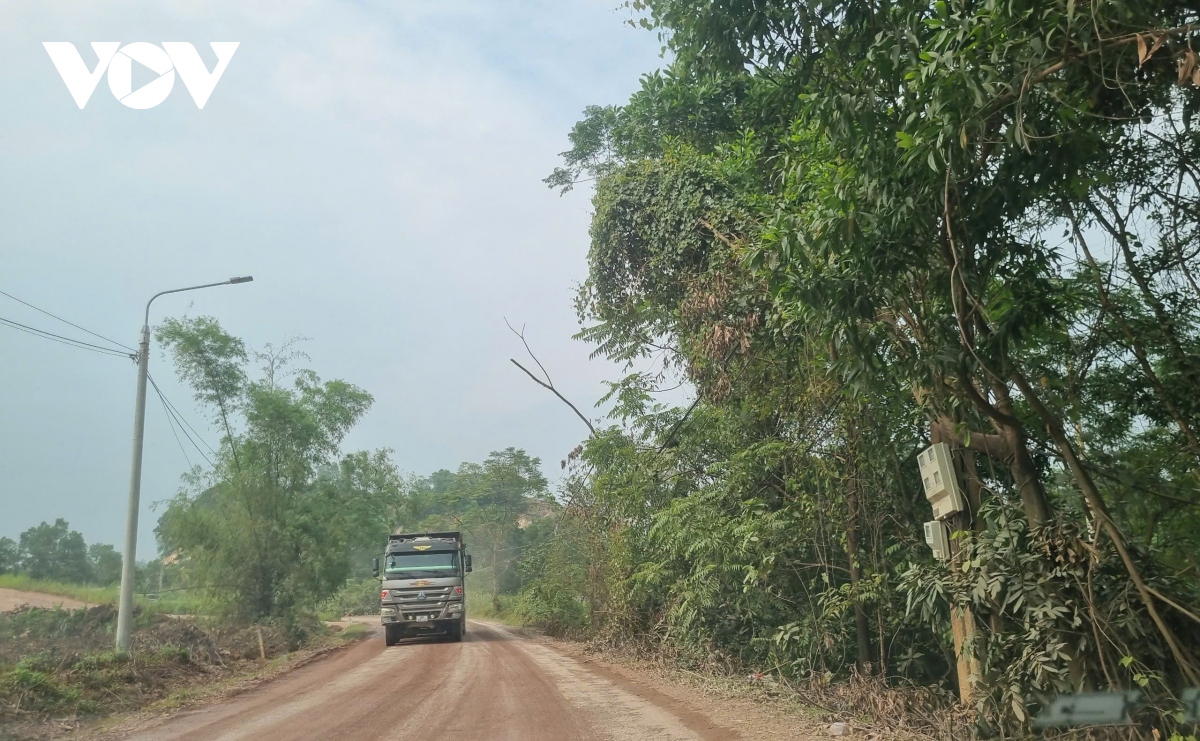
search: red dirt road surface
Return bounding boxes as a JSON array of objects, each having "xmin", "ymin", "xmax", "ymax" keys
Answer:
[
  {"xmin": 0, "ymin": 588, "xmax": 88, "ymax": 612},
  {"xmin": 110, "ymin": 621, "xmax": 741, "ymax": 741}
]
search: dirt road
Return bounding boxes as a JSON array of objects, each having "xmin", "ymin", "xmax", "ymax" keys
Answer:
[
  {"xmin": 111, "ymin": 621, "xmax": 741, "ymax": 741},
  {"xmin": 0, "ymin": 588, "xmax": 88, "ymax": 612}
]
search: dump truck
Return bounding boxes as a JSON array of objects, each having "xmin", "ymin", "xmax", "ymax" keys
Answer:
[{"xmin": 372, "ymin": 532, "xmax": 472, "ymax": 646}]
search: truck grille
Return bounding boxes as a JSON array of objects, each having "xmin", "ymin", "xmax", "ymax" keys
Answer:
[{"xmin": 387, "ymin": 586, "xmax": 452, "ymax": 609}]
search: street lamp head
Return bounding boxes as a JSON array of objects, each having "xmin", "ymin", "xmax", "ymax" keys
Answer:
[{"xmin": 229, "ymin": 276, "xmax": 254, "ymax": 284}]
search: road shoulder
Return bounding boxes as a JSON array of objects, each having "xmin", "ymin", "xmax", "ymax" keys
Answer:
[
  {"xmin": 474, "ymin": 621, "xmax": 832, "ymax": 741},
  {"xmin": 73, "ymin": 623, "xmax": 375, "ymax": 740}
]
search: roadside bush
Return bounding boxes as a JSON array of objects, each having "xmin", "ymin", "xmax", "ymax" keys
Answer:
[
  {"xmin": 515, "ymin": 582, "xmax": 588, "ymax": 637},
  {"xmin": 3, "ymin": 655, "xmax": 96, "ymax": 715},
  {"xmin": 317, "ymin": 579, "xmax": 381, "ymax": 620},
  {"xmin": 900, "ymin": 501, "xmax": 1200, "ymax": 736},
  {"xmin": 467, "ymin": 594, "xmax": 519, "ymax": 622}
]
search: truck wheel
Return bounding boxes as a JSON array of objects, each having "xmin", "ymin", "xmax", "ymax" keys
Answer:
[
  {"xmin": 384, "ymin": 625, "xmax": 401, "ymax": 646},
  {"xmin": 450, "ymin": 620, "xmax": 464, "ymax": 642}
]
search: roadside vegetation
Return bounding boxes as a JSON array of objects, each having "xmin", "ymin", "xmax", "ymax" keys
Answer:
[
  {"xmin": 317, "ymin": 579, "xmax": 382, "ymax": 621},
  {"xmin": 1, "ymin": 519, "xmax": 124, "ymax": 590},
  {"xmin": 0, "ymin": 517, "xmax": 201, "ymax": 616},
  {"xmin": 147, "ymin": 317, "xmax": 561, "ymax": 630},
  {"xmin": 0, "ymin": 324, "xmax": 395, "ymax": 737},
  {"xmin": 496, "ymin": 1, "xmax": 1200, "ymax": 738},
  {"xmin": 0, "ymin": 603, "xmax": 357, "ymax": 739},
  {"xmin": 0, "ymin": 575, "xmax": 114, "ymax": 607}
]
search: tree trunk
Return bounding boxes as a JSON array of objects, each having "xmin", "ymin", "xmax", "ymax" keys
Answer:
[
  {"xmin": 845, "ymin": 458, "xmax": 873, "ymax": 674},
  {"xmin": 990, "ymin": 382, "xmax": 1051, "ymax": 527},
  {"xmin": 1010, "ymin": 370, "xmax": 1200, "ymax": 685}
]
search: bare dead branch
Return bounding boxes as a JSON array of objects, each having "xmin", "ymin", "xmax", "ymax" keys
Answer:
[
  {"xmin": 506, "ymin": 318, "xmax": 555, "ymax": 387},
  {"xmin": 505, "ymin": 319, "xmax": 596, "ymax": 436}
]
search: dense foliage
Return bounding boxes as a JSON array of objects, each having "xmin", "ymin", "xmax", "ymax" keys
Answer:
[
  {"xmin": 152, "ymin": 318, "xmax": 400, "ymax": 623},
  {"xmin": 523, "ymin": 0, "xmax": 1200, "ymax": 736},
  {"xmin": 391, "ymin": 449, "xmax": 556, "ymax": 613},
  {"xmin": 0, "ymin": 520, "xmax": 123, "ymax": 587}
]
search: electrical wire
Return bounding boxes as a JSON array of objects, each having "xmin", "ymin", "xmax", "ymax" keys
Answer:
[
  {"xmin": 148, "ymin": 374, "xmax": 215, "ymax": 469},
  {"xmin": 153, "ymin": 385, "xmax": 213, "ymax": 470},
  {"xmin": 0, "ymin": 315, "xmax": 133, "ymax": 358},
  {"xmin": 0, "ymin": 292, "xmax": 219, "ymax": 471},
  {"xmin": 151, "ymin": 375, "xmax": 219, "ymax": 457},
  {"xmin": 0, "ymin": 288, "xmax": 134, "ymax": 352},
  {"xmin": 156, "ymin": 385, "xmax": 194, "ymax": 469},
  {"xmin": 0, "ymin": 290, "xmax": 226, "ymax": 473},
  {"xmin": 149, "ymin": 375, "xmax": 213, "ymax": 468}
]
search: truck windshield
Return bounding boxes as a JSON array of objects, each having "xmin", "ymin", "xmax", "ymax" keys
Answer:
[{"xmin": 385, "ymin": 551, "xmax": 458, "ymax": 577}]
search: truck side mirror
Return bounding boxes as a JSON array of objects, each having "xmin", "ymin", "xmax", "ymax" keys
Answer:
[
  {"xmin": 372, "ymin": 557, "xmax": 379, "ymax": 578},
  {"xmin": 464, "ymin": 554, "xmax": 473, "ymax": 574}
]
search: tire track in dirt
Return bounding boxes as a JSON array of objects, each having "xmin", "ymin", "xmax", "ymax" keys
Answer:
[{"xmin": 106, "ymin": 621, "xmax": 740, "ymax": 741}]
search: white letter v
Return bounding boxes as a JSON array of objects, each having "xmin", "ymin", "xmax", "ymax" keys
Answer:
[
  {"xmin": 43, "ymin": 42, "xmax": 120, "ymax": 109},
  {"xmin": 163, "ymin": 42, "xmax": 240, "ymax": 109}
]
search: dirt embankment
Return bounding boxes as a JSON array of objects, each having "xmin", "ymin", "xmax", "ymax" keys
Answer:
[
  {"xmin": 0, "ymin": 588, "xmax": 89, "ymax": 613},
  {"xmin": 0, "ymin": 602, "xmax": 358, "ymax": 741}
]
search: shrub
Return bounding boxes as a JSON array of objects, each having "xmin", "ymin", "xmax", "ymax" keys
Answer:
[
  {"xmin": 516, "ymin": 583, "xmax": 588, "ymax": 636},
  {"xmin": 317, "ymin": 579, "xmax": 381, "ymax": 621}
]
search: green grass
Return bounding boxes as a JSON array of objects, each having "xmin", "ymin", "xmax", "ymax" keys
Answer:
[
  {"xmin": 337, "ymin": 623, "xmax": 368, "ymax": 640},
  {"xmin": 466, "ymin": 594, "xmax": 524, "ymax": 626},
  {"xmin": 0, "ymin": 574, "xmax": 201, "ymax": 614},
  {"xmin": 0, "ymin": 574, "xmax": 120, "ymax": 604}
]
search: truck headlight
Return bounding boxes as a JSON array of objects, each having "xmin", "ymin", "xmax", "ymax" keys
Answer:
[
  {"xmin": 448, "ymin": 603, "xmax": 462, "ymax": 612},
  {"xmin": 380, "ymin": 606, "xmax": 397, "ymax": 615}
]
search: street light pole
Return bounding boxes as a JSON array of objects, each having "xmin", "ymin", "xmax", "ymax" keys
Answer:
[{"xmin": 115, "ymin": 276, "xmax": 253, "ymax": 651}]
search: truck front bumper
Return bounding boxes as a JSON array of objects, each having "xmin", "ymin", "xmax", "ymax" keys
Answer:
[{"xmin": 380, "ymin": 603, "xmax": 463, "ymax": 626}]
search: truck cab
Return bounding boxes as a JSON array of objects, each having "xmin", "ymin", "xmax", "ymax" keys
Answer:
[{"xmin": 373, "ymin": 532, "xmax": 472, "ymax": 646}]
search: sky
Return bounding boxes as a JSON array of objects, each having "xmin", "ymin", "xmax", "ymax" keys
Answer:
[{"xmin": 0, "ymin": 1, "xmax": 666, "ymax": 558}]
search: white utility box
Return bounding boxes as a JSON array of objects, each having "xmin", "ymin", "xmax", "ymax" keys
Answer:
[
  {"xmin": 918, "ymin": 442, "xmax": 966, "ymax": 520},
  {"xmin": 924, "ymin": 520, "xmax": 951, "ymax": 561}
]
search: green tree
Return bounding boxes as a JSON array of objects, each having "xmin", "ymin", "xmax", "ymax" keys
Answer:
[
  {"xmin": 86, "ymin": 543, "xmax": 123, "ymax": 586},
  {"xmin": 18, "ymin": 519, "xmax": 89, "ymax": 583},
  {"xmin": 460, "ymin": 448, "xmax": 550, "ymax": 611},
  {"xmin": 0, "ymin": 537, "xmax": 17, "ymax": 574},
  {"xmin": 155, "ymin": 318, "xmax": 391, "ymax": 622},
  {"xmin": 385, "ymin": 449, "xmax": 554, "ymax": 612}
]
